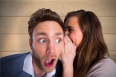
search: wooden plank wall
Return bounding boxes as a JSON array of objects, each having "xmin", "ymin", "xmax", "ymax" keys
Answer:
[{"xmin": 0, "ymin": 0, "xmax": 116, "ymax": 62}]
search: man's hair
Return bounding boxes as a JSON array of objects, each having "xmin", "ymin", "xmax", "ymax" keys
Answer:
[
  {"xmin": 28, "ymin": 8, "xmax": 65, "ymax": 39},
  {"xmin": 64, "ymin": 9, "xmax": 109, "ymax": 77}
]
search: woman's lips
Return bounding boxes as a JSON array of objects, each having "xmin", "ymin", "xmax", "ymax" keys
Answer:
[{"xmin": 44, "ymin": 58, "xmax": 55, "ymax": 67}]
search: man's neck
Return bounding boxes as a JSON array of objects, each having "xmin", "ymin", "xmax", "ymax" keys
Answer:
[{"xmin": 32, "ymin": 58, "xmax": 45, "ymax": 77}]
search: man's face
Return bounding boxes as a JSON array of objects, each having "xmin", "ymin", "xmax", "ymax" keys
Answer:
[{"xmin": 30, "ymin": 21, "xmax": 64, "ymax": 73}]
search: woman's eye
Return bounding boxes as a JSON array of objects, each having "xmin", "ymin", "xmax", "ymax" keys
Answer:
[
  {"xmin": 68, "ymin": 28, "xmax": 74, "ymax": 33},
  {"xmin": 56, "ymin": 38, "xmax": 61, "ymax": 43},
  {"xmin": 39, "ymin": 38, "xmax": 47, "ymax": 43},
  {"xmin": 67, "ymin": 26, "xmax": 74, "ymax": 33}
]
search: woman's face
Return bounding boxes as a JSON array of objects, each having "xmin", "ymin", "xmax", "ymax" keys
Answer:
[{"xmin": 66, "ymin": 16, "xmax": 83, "ymax": 47}]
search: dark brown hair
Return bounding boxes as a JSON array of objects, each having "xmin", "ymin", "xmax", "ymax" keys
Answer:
[
  {"xmin": 28, "ymin": 8, "xmax": 65, "ymax": 39},
  {"xmin": 64, "ymin": 10, "xmax": 109, "ymax": 77}
]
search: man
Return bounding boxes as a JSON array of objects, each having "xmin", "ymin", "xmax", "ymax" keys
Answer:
[{"xmin": 1, "ymin": 8, "xmax": 65, "ymax": 77}]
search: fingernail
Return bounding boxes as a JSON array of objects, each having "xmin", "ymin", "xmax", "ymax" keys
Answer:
[{"xmin": 65, "ymin": 34, "xmax": 68, "ymax": 36}]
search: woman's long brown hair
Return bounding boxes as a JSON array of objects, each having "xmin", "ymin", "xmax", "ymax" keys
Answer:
[{"xmin": 64, "ymin": 10, "xmax": 109, "ymax": 77}]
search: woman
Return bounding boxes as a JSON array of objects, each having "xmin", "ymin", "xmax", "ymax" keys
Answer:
[{"xmin": 62, "ymin": 10, "xmax": 116, "ymax": 77}]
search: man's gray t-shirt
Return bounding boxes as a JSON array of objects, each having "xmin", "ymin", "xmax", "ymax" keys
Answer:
[{"xmin": 85, "ymin": 57, "xmax": 116, "ymax": 77}]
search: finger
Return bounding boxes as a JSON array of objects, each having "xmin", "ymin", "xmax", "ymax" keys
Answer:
[
  {"xmin": 64, "ymin": 42, "xmax": 73, "ymax": 54},
  {"xmin": 73, "ymin": 43, "xmax": 76, "ymax": 49},
  {"xmin": 65, "ymin": 36, "xmax": 72, "ymax": 43},
  {"xmin": 64, "ymin": 35, "xmax": 76, "ymax": 53},
  {"xmin": 62, "ymin": 48, "xmax": 64, "ymax": 53},
  {"xmin": 64, "ymin": 36, "xmax": 73, "ymax": 47},
  {"xmin": 64, "ymin": 40, "xmax": 71, "ymax": 53}
]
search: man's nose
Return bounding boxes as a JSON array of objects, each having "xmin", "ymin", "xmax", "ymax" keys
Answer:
[{"xmin": 46, "ymin": 41, "xmax": 55, "ymax": 54}]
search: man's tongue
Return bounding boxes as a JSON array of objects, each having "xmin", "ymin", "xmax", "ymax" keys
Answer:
[{"xmin": 44, "ymin": 59, "xmax": 54, "ymax": 67}]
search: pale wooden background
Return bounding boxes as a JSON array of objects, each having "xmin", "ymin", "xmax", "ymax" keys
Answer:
[{"xmin": 0, "ymin": 0, "xmax": 116, "ymax": 62}]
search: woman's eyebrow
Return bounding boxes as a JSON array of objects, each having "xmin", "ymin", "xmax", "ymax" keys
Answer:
[{"xmin": 67, "ymin": 26, "xmax": 74, "ymax": 29}]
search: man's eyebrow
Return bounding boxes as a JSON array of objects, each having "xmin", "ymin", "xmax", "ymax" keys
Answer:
[
  {"xmin": 36, "ymin": 32, "xmax": 47, "ymax": 36},
  {"xmin": 36, "ymin": 32, "xmax": 64, "ymax": 36},
  {"xmin": 55, "ymin": 33, "xmax": 64, "ymax": 36}
]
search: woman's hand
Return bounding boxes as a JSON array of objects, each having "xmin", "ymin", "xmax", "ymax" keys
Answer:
[{"xmin": 61, "ymin": 35, "xmax": 76, "ymax": 77}]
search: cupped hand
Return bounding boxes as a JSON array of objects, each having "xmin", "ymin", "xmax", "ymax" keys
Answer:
[
  {"xmin": 61, "ymin": 35, "xmax": 76, "ymax": 77},
  {"xmin": 61, "ymin": 35, "xmax": 76, "ymax": 67}
]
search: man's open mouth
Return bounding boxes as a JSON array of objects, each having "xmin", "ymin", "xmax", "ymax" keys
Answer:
[{"xmin": 44, "ymin": 58, "xmax": 55, "ymax": 67}]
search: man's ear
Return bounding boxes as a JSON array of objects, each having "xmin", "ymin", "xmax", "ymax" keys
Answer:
[{"xmin": 29, "ymin": 38, "xmax": 33, "ymax": 50}]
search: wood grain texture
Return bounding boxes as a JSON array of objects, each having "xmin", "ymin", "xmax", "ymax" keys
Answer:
[
  {"xmin": 0, "ymin": 17, "xmax": 116, "ymax": 33},
  {"xmin": 0, "ymin": 17, "xmax": 29, "ymax": 33},
  {"xmin": 0, "ymin": 34, "xmax": 31, "ymax": 52},
  {"xmin": 0, "ymin": 1, "xmax": 116, "ymax": 17},
  {"xmin": 104, "ymin": 34, "xmax": 116, "ymax": 51}
]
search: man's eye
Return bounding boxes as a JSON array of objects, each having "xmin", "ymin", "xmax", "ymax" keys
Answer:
[
  {"xmin": 56, "ymin": 38, "xmax": 61, "ymax": 43},
  {"xmin": 39, "ymin": 39, "xmax": 47, "ymax": 43}
]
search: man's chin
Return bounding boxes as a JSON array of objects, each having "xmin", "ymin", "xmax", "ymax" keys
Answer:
[{"xmin": 44, "ymin": 66, "xmax": 55, "ymax": 73}]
